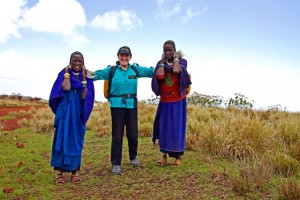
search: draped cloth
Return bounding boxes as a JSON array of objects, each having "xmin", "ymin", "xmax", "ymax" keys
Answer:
[
  {"xmin": 152, "ymin": 98, "xmax": 187, "ymax": 152},
  {"xmin": 49, "ymin": 69, "xmax": 94, "ymax": 171},
  {"xmin": 151, "ymin": 58, "xmax": 191, "ymax": 153},
  {"xmin": 151, "ymin": 58, "xmax": 191, "ymax": 97}
]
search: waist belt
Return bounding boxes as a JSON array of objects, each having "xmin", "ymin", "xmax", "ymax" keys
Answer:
[{"xmin": 110, "ymin": 94, "xmax": 137, "ymax": 104}]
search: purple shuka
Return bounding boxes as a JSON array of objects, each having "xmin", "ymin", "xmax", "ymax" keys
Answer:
[{"xmin": 151, "ymin": 58, "xmax": 191, "ymax": 154}]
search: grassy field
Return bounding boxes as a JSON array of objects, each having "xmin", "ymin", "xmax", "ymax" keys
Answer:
[{"xmin": 1, "ymin": 98, "xmax": 300, "ymax": 199}]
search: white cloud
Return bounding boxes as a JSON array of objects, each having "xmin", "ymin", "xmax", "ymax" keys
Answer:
[
  {"xmin": 155, "ymin": 2, "xmax": 181, "ymax": 20},
  {"xmin": 181, "ymin": 7, "xmax": 208, "ymax": 24},
  {"xmin": 0, "ymin": 49, "xmax": 63, "ymax": 99},
  {"xmin": 0, "ymin": 0, "xmax": 88, "ymax": 46},
  {"xmin": 0, "ymin": 0, "xmax": 25, "ymax": 43},
  {"xmin": 90, "ymin": 10, "xmax": 143, "ymax": 32},
  {"xmin": 19, "ymin": 0, "xmax": 88, "ymax": 46},
  {"xmin": 0, "ymin": 49, "xmax": 57, "ymax": 82},
  {"xmin": 19, "ymin": 0, "xmax": 86, "ymax": 35}
]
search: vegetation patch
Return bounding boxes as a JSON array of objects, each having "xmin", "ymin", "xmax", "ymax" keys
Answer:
[{"xmin": 1, "ymin": 95, "xmax": 300, "ymax": 199}]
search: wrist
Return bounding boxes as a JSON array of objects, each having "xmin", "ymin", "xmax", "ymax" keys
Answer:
[
  {"xmin": 82, "ymin": 80, "xmax": 87, "ymax": 85},
  {"xmin": 174, "ymin": 58, "xmax": 179, "ymax": 62},
  {"xmin": 64, "ymin": 73, "xmax": 70, "ymax": 79}
]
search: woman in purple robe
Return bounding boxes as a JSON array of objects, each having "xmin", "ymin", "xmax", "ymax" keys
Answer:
[
  {"xmin": 152, "ymin": 40, "xmax": 191, "ymax": 166},
  {"xmin": 49, "ymin": 51, "xmax": 94, "ymax": 184}
]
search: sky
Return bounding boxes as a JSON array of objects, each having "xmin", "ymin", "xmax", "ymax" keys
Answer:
[{"xmin": 0, "ymin": 0, "xmax": 299, "ymax": 112}]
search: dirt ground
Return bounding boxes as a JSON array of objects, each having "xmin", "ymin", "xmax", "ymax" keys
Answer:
[{"xmin": 0, "ymin": 107, "xmax": 32, "ymax": 131}]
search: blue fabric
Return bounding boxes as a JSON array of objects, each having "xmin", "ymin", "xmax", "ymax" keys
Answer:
[
  {"xmin": 94, "ymin": 64, "xmax": 154, "ymax": 108},
  {"xmin": 49, "ymin": 68, "xmax": 94, "ymax": 171},
  {"xmin": 49, "ymin": 68, "xmax": 95, "ymax": 123},
  {"xmin": 152, "ymin": 98, "xmax": 187, "ymax": 152},
  {"xmin": 51, "ymin": 90, "xmax": 85, "ymax": 171},
  {"xmin": 151, "ymin": 58, "xmax": 191, "ymax": 96}
]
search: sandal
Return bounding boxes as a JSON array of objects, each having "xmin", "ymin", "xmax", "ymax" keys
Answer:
[
  {"xmin": 71, "ymin": 173, "xmax": 81, "ymax": 184},
  {"xmin": 173, "ymin": 159, "xmax": 182, "ymax": 166},
  {"xmin": 157, "ymin": 154, "xmax": 168, "ymax": 166},
  {"xmin": 55, "ymin": 173, "xmax": 65, "ymax": 185}
]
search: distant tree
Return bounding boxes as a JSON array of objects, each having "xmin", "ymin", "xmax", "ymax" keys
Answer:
[
  {"xmin": 187, "ymin": 92, "xmax": 224, "ymax": 107},
  {"xmin": 141, "ymin": 95, "xmax": 160, "ymax": 105},
  {"xmin": 268, "ymin": 104, "xmax": 286, "ymax": 111},
  {"xmin": 143, "ymin": 92, "xmax": 255, "ymax": 110},
  {"xmin": 226, "ymin": 93, "xmax": 254, "ymax": 109}
]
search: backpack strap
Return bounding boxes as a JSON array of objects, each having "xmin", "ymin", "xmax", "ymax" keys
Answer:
[
  {"xmin": 107, "ymin": 65, "xmax": 117, "ymax": 99},
  {"xmin": 107, "ymin": 64, "xmax": 139, "ymax": 106},
  {"xmin": 130, "ymin": 63, "xmax": 139, "ymax": 77}
]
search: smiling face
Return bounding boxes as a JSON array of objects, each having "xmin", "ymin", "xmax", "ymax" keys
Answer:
[
  {"xmin": 163, "ymin": 43, "xmax": 175, "ymax": 62},
  {"xmin": 70, "ymin": 54, "xmax": 84, "ymax": 72},
  {"xmin": 118, "ymin": 53, "xmax": 131, "ymax": 67}
]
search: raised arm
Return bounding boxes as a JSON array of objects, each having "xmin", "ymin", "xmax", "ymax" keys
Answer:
[{"xmin": 62, "ymin": 66, "xmax": 71, "ymax": 91}]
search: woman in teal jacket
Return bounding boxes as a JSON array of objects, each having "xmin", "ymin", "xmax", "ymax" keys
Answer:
[{"xmin": 92, "ymin": 46, "xmax": 153, "ymax": 174}]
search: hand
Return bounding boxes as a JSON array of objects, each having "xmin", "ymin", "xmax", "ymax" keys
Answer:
[
  {"xmin": 65, "ymin": 65, "xmax": 70, "ymax": 73},
  {"xmin": 86, "ymin": 70, "xmax": 95, "ymax": 79},
  {"xmin": 174, "ymin": 51, "xmax": 180, "ymax": 59},
  {"xmin": 161, "ymin": 53, "xmax": 165, "ymax": 64},
  {"xmin": 82, "ymin": 66, "xmax": 86, "ymax": 79}
]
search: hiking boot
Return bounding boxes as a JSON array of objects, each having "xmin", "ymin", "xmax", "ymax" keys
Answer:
[
  {"xmin": 112, "ymin": 165, "xmax": 122, "ymax": 175},
  {"xmin": 130, "ymin": 158, "xmax": 140, "ymax": 167}
]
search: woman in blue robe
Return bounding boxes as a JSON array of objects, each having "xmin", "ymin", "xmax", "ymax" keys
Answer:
[{"xmin": 49, "ymin": 51, "xmax": 94, "ymax": 184}]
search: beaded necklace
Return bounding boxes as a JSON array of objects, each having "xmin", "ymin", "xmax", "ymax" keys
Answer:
[
  {"xmin": 72, "ymin": 71, "xmax": 79, "ymax": 76},
  {"xmin": 166, "ymin": 60, "xmax": 173, "ymax": 66}
]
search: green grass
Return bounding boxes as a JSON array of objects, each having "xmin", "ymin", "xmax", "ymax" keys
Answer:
[
  {"xmin": 2, "ymin": 97, "xmax": 300, "ymax": 199},
  {"xmin": 0, "ymin": 128, "xmax": 287, "ymax": 200}
]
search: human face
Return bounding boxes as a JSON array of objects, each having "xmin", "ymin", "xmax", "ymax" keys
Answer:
[
  {"xmin": 71, "ymin": 54, "xmax": 83, "ymax": 72},
  {"xmin": 163, "ymin": 43, "xmax": 175, "ymax": 62},
  {"xmin": 118, "ymin": 53, "xmax": 131, "ymax": 67}
]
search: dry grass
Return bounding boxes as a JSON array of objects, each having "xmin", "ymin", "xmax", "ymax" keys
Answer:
[
  {"xmin": 19, "ymin": 107, "xmax": 54, "ymax": 134},
  {"xmin": 0, "ymin": 98, "xmax": 46, "ymax": 108},
  {"xmin": 3, "ymin": 97, "xmax": 300, "ymax": 198},
  {"xmin": 278, "ymin": 178, "xmax": 300, "ymax": 200}
]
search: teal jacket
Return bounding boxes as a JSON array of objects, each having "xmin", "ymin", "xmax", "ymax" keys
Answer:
[{"xmin": 94, "ymin": 64, "xmax": 154, "ymax": 108}]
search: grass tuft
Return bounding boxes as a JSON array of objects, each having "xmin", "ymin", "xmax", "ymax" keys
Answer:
[{"xmin": 278, "ymin": 178, "xmax": 300, "ymax": 200}]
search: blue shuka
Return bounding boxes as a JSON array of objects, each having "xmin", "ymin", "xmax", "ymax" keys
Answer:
[
  {"xmin": 153, "ymin": 98, "xmax": 187, "ymax": 153},
  {"xmin": 49, "ymin": 69, "xmax": 94, "ymax": 171}
]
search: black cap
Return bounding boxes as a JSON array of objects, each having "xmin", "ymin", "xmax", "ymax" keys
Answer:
[{"xmin": 117, "ymin": 46, "xmax": 132, "ymax": 56}]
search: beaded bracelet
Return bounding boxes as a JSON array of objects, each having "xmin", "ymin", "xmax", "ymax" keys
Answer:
[
  {"xmin": 159, "ymin": 63, "xmax": 164, "ymax": 67},
  {"xmin": 82, "ymin": 80, "xmax": 87, "ymax": 85},
  {"xmin": 174, "ymin": 58, "xmax": 179, "ymax": 62},
  {"xmin": 64, "ymin": 73, "xmax": 70, "ymax": 79}
]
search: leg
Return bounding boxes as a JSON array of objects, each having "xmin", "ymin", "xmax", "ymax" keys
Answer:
[
  {"xmin": 157, "ymin": 153, "xmax": 168, "ymax": 166},
  {"xmin": 111, "ymin": 108, "xmax": 126, "ymax": 165},
  {"xmin": 125, "ymin": 108, "xmax": 138, "ymax": 161},
  {"xmin": 169, "ymin": 152, "xmax": 184, "ymax": 166}
]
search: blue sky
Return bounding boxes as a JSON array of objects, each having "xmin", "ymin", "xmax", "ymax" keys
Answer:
[{"xmin": 0, "ymin": 0, "xmax": 299, "ymax": 111}]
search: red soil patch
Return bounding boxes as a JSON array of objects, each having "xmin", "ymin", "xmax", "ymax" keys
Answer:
[{"xmin": 0, "ymin": 107, "xmax": 32, "ymax": 131}]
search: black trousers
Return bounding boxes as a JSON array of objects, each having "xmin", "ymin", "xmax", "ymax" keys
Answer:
[{"xmin": 111, "ymin": 107, "xmax": 138, "ymax": 165}]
